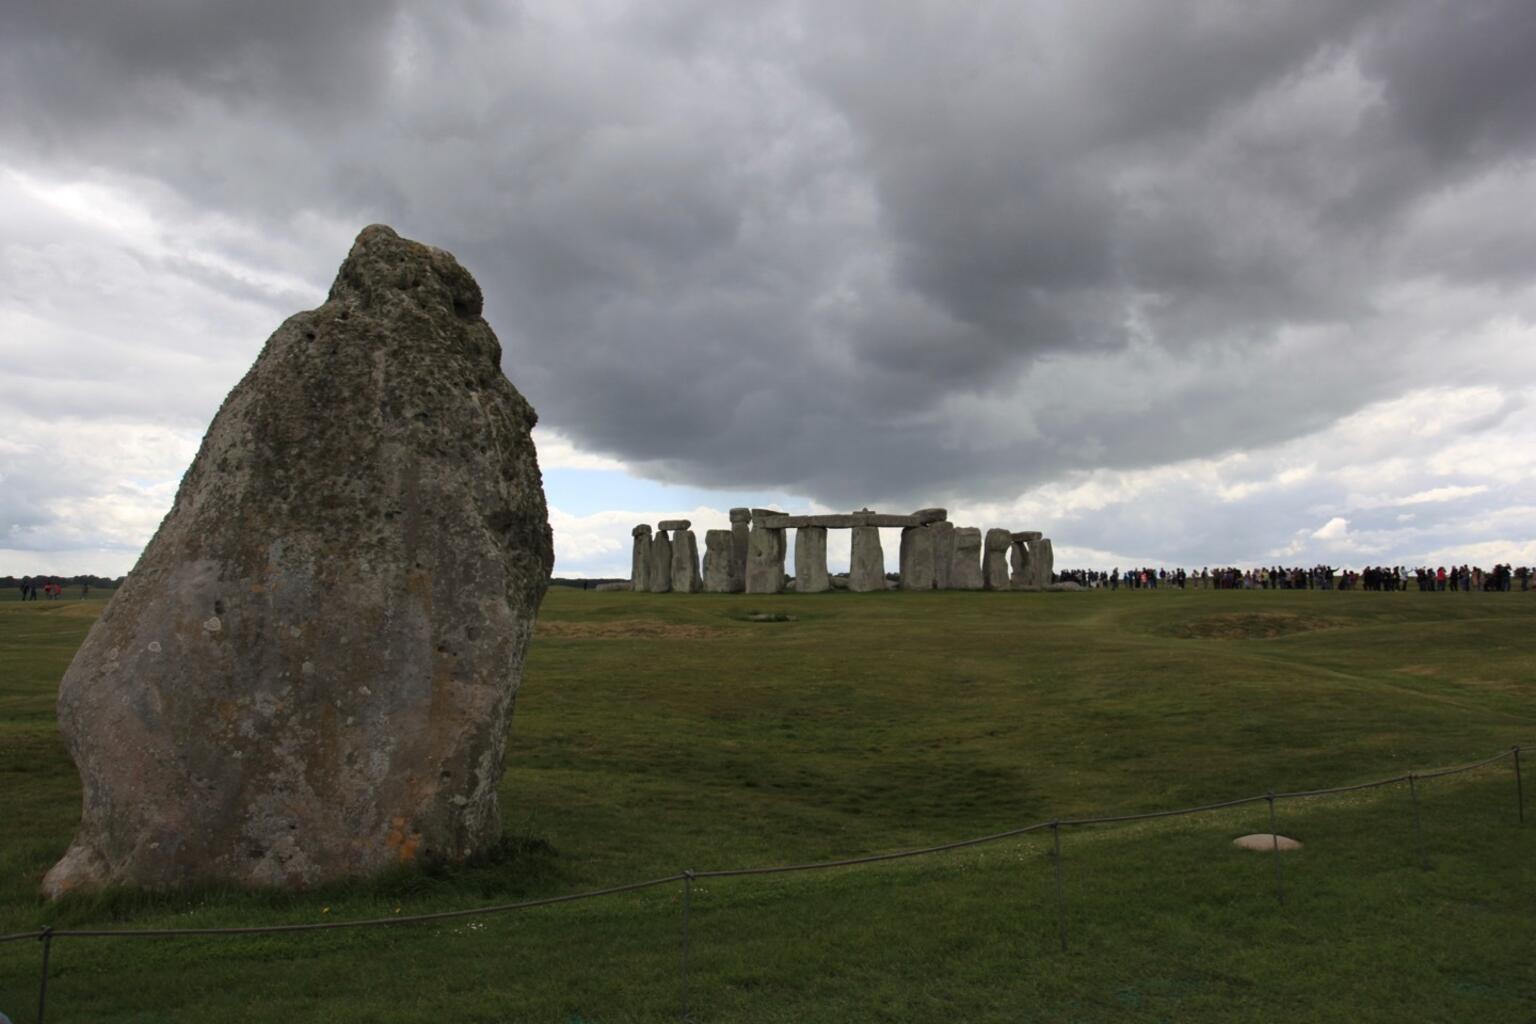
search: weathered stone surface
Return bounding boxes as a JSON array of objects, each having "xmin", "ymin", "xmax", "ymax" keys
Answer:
[
  {"xmin": 1009, "ymin": 540, "xmax": 1033, "ymax": 589},
  {"xmin": 594, "ymin": 581, "xmax": 630, "ymax": 591},
  {"xmin": 950, "ymin": 528, "xmax": 984, "ymax": 589},
  {"xmin": 750, "ymin": 508, "xmax": 783, "ymax": 523},
  {"xmin": 911, "ymin": 508, "xmax": 947, "ymax": 524},
  {"xmin": 631, "ymin": 525, "xmax": 652, "ymax": 592},
  {"xmin": 1031, "ymin": 537, "xmax": 1055, "ymax": 587},
  {"xmin": 1012, "ymin": 530, "xmax": 1042, "ymax": 542},
  {"xmin": 657, "ymin": 519, "xmax": 691, "ymax": 532},
  {"xmin": 702, "ymin": 529, "xmax": 743, "ymax": 592},
  {"xmin": 849, "ymin": 526, "xmax": 885, "ymax": 592},
  {"xmin": 670, "ymin": 529, "xmax": 701, "ymax": 593},
  {"xmin": 648, "ymin": 531, "xmax": 673, "ymax": 593},
  {"xmin": 983, "ymin": 528, "xmax": 1011, "ymax": 590},
  {"xmin": 930, "ymin": 522, "xmax": 956, "ymax": 590},
  {"xmin": 851, "ymin": 512, "xmax": 922, "ymax": 528},
  {"xmin": 44, "ymin": 225, "xmax": 553, "ymax": 897},
  {"xmin": 729, "ymin": 508, "xmax": 750, "ymax": 582},
  {"xmin": 830, "ymin": 574, "xmax": 850, "ymax": 590},
  {"xmin": 1232, "ymin": 834, "xmax": 1303, "ymax": 852},
  {"xmin": 745, "ymin": 522, "xmax": 787, "ymax": 593},
  {"xmin": 900, "ymin": 525, "xmax": 936, "ymax": 590},
  {"xmin": 794, "ymin": 526, "xmax": 830, "ymax": 593}
]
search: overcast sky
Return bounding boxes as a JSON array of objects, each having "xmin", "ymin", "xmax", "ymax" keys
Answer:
[{"xmin": 4, "ymin": 0, "xmax": 1535, "ymax": 578}]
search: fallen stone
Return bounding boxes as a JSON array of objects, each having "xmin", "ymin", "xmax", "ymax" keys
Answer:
[
  {"xmin": 43, "ymin": 224, "xmax": 553, "ymax": 897},
  {"xmin": 830, "ymin": 574, "xmax": 850, "ymax": 590},
  {"xmin": 983, "ymin": 528, "xmax": 1011, "ymax": 591},
  {"xmin": 1233, "ymin": 834, "xmax": 1303, "ymax": 852},
  {"xmin": 795, "ymin": 526, "xmax": 830, "ymax": 593},
  {"xmin": 849, "ymin": 525, "xmax": 885, "ymax": 592},
  {"xmin": 701, "ymin": 529, "xmax": 743, "ymax": 592},
  {"xmin": 950, "ymin": 527, "xmax": 983, "ymax": 589},
  {"xmin": 1045, "ymin": 581, "xmax": 1083, "ymax": 592},
  {"xmin": 594, "ymin": 581, "xmax": 631, "ymax": 591},
  {"xmin": 670, "ymin": 529, "xmax": 701, "ymax": 593}
]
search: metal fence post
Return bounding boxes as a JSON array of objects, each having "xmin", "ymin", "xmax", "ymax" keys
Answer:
[
  {"xmin": 1514, "ymin": 747, "xmax": 1525, "ymax": 825},
  {"xmin": 1050, "ymin": 822, "xmax": 1068, "ymax": 953},
  {"xmin": 1266, "ymin": 794, "xmax": 1285, "ymax": 904},
  {"xmin": 36, "ymin": 926, "xmax": 53, "ymax": 1024},
  {"xmin": 1408, "ymin": 774, "xmax": 1430, "ymax": 870},
  {"xmin": 680, "ymin": 870, "xmax": 694, "ymax": 1022}
]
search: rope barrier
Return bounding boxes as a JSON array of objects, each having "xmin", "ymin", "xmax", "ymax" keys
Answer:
[
  {"xmin": 3, "ymin": 744, "xmax": 1525, "ymax": 945},
  {"xmin": 6, "ymin": 742, "xmax": 1530, "ymax": 1022}
]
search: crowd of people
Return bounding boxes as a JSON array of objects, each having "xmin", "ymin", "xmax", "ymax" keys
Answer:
[{"xmin": 1053, "ymin": 564, "xmax": 1532, "ymax": 592}]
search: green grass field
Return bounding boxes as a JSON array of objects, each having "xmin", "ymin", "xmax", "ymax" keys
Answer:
[{"xmin": 2, "ymin": 587, "xmax": 1533, "ymax": 1022}]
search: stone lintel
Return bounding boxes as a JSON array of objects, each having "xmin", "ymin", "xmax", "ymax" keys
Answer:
[
  {"xmin": 657, "ymin": 519, "xmax": 691, "ymax": 531},
  {"xmin": 1012, "ymin": 530, "xmax": 1042, "ymax": 542},
  {"xmin": 632, "ymin": 524, "xmax": 653, "ymax": 537},
  {"xmin": 910, "ymin": 508, "xmax": 948, "ymax": 524}
]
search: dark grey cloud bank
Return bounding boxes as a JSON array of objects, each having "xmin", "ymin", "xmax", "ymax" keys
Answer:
[{"xmin": 4, "ymin": 0, "xmax": 1535, "ymax": 519}]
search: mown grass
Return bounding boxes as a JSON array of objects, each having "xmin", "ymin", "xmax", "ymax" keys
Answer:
[{"xmin": 1, "ymin": 587, "xmax": 1533, "ymax": 1022}]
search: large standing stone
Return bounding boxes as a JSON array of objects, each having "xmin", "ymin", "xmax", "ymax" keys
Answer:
[
  {"xmin": 1009, "ymin": 537, "xmax": 1032, "ymax": 589},
  {"xmin": 1031, "ymin": 537, "xmax": 1055, "ymax": 587},
  {"xmin": 670, "ymin": 529, "xmax": 701, "ymax": 593},
  {"xmin": 849, "ymin": 526, "xmax": 886, "ymax": 592},
  {"xmin": 794, "ymin": 526, "xmax": 830, "ymax": 593},
  {"xmin": 649, "ymin": 531, "xmax": 673, "ymax": 593},
  {"xmin": 983, "ymin": 528, "xmax": 1012, "ymax": 591},
  {"xmin": 951, "ymin": 528, "xmax": 984, "ymax": 589},
  {"xmin": 701, "ymin": 530, "xmax": 742, "ymax": 592},
  {"xmin": 729, "ymin": 508, "xmax": 751, "ymax": 583},
  {"xmin": 43, "ymin": 225, "xmax": 553, "ymax": 897},
  {"xmin": 900, "ymin": 525, "xmax": 936, "ymax": 590},
  {"xmin": 745, "ymin": 517, "xmax": 787, "ymax": 594},
  {"xmin": 631, "ymin": 525, "xmax": 652, "ymax": 592},
  {"xmin": 931, "ymin": 522, "xmax": 955, "ymax": 590}
]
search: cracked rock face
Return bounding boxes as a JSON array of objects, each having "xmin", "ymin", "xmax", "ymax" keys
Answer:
[{"xmin": 44, "ymin": 225, "xmax": 553, "ymax": 897}]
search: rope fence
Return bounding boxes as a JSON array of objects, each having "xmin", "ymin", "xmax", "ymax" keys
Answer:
[{"xmin": 3, "ymin": 743, "xmax": 1528, "ymax": 1021}]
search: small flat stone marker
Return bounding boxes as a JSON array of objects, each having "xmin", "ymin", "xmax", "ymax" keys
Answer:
[{"xmin": 1232, "ymin": 833, "xmax": 1303, "ymax": 851}]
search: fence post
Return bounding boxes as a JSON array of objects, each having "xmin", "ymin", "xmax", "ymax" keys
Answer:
[
  {"xmin": 1266, "ymin": 794, "xmax": 1285, "ymax": 904},
  {"xmin": 1408, "ymin": 774, "xmax": 1430, "ymax": 871},
  {"xmin": 1514, "ymin": 747, "xmax": 1525, "ymax": 826},
  {"xmin": 680, "ymin": 870, "xmax": 694, "ymax": 1022},
  {"xmin": 36, "ymin": 926, "xmax": 53, "ymax": 1024},
  {"xmin": 1050, "ymin": 822, "xmax": 1068, "ymax": 953}
]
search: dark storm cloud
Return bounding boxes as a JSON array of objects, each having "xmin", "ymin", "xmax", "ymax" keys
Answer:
[{"xmin": 3, "ymin": 0, "xmax": 1535, "ymax": 511}]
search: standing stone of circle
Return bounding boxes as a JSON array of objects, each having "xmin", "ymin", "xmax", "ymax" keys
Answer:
[
  {"xmin": 900, "ymin": 525, "xmax": 937, "ymax": 590},
  {"xmin": 983, "ymin": 528, "xmax": 1012, "ymax": 591},
  {"xmin": 745, "ymin": 510, "xmax": 787, "ymax": 594},
  {"xmin": 701, "ymin": 530, "xmax": 742, "ymax": 592},
  {"xmin": 794, "ymin": 526, "xmax": 830, "ymax": 593},
  {"xmin": 670, "ymin": 529, "xmax": 701, "ymax": 593},
  {"xmin": 729, "ymin": 508, "xmax": 751, "ymax": 583},
  {"xmin": 931, "ymin": 522, "xmax": 956, "ymax": 590},
  {"xmin": 631, "ymin": 524, "xmax": 652, "ymax": 592},
  {"xmin": 951, "ymin": 527, "xmax": 984, "ymax": 589},
  {"xmin": 649, "ymin": 529, "xmax": 673, "ymax": 593},
  {"xmin": 1009, "ymin": 532, "xmax": 1033, "ymax": 589},
  {"xmin": 43, "ymin": 224, "xmax": 554, "ymax": 897},
  {"xmin": 1031, "ymin": 537, "xmax": 1055, "ymax": 587},
  {"xmin": 849, "ymin": 525, "xmax": 886, "ymax": 592}
]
